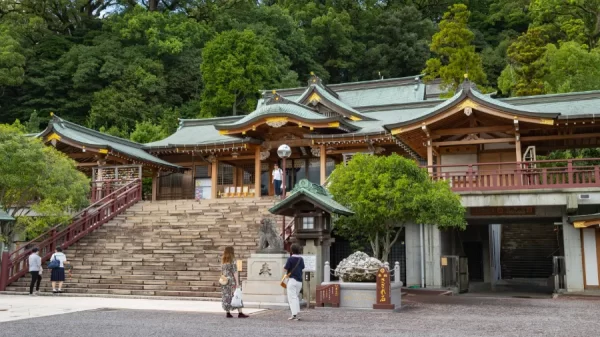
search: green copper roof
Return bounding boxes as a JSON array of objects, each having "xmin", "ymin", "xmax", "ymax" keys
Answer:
[
  {"xmin": 214, "ymin": 96, "xmax": 360, "ymax": 132},
  {"xmin": 382, "ymin": 81, "xmax": 560, "ymax": 130},
  {"xmin": 296, "ymin": 83, "xmax": 375, "ymax": 121},
  {"xmin": 269, "ymin": 179, "xmax": 354, "ymax": 216},
  {"xmin": 41, "ymin": 116, "xmax": 182, "ymax": 171},
  {"xmin": 0, "ymin": 210, "xmax": 15, "ymax": 221}
]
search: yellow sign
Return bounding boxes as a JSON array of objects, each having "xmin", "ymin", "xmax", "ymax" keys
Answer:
[
  {"xmin": 236, "ymin": 260, "xmax": 243, "ymax": 271},
  {"xmin": 441, "ymin": 257, "xmax": 448, "ymax": 266},
  {"xmin": 539, "ymin": 119, "xmax": 554, "ymax": 125}
]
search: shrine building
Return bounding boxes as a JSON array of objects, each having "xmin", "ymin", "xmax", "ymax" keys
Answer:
[{"xmin": 36, "ymin": 73, "xmax": 600, "ymax": 294}]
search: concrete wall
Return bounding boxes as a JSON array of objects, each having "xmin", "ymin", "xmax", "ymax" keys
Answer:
[
  {"xmin": 562, "ymin": 213, "xmax": 585, "ymax": 292},
  {"xmin": 405, "ymin": 223, "xmax": 442, "ymax": 288}
]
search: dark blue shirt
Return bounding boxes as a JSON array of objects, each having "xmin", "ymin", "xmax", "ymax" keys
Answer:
[{"xmin": 284, "ymin": 255, "xmax": 305, "ymax": 282}]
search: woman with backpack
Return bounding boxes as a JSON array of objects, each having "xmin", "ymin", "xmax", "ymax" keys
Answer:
[{"xmin": 49, "ymin": 247, "xmax": 67, "ymax": 294}]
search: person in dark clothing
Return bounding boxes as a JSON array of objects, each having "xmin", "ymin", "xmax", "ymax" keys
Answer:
[
  {"xmin": 283, "ymin": 244, "xmax": 305, "ymax": 321},
  {"xmin": 28, "ymin": 247, "xmax": 43, "ymax": 295}
]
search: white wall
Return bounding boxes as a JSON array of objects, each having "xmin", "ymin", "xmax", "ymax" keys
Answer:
[
  {"xmin": 440, "ymin": 154, "xmax": 478, "ymax": 173},
  {"xmin": 583, "ymin": 228, "xmax": 599, "ymax": 286},
  {"xmin": 563, "ymin": 213, "xmax": 585, "ymax": 292}
]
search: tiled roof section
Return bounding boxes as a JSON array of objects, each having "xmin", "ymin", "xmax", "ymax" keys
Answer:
[
  {"xmin": 42, "ymin": 116, "xmax": 182, "ymax": 170},
  {"xmin": 144, "ymin": 116, "xmax": 258, "ymax": 148},
  {"xmin": 0, "ymin": 210, "xmax": 15, "ymax": 221},
  {"xmin": 214, "ymin": 95, "xmax": 360, "ymax": 132},
  {"xmin": 382, "ymin": 81, "xmax": 561, "ymax": 130},
  {"xmin": 268, "ymin": 179, "xmax": 354, "ymax": 216},
  {"xmin": 259, "ymin": 75, "xmax": 427, "ymax": 111},
  {"xmin": 296, "ymin": 83, "xmax": 376, "ymax": 121}
]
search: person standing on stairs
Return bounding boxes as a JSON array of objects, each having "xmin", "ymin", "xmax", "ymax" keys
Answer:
[
  {"xmin": 50, "ymin": 247, "xmax": 68, "ymax": 294},
  {"xmin": 28, "ymin": 247, "xmax": 43, "ymax": 296},
  {"xmin": 220, "ymin": 246, "xmax": 249, "ymax": 318},
  {"xmin": 272, "ymin": 164, "xmax": 283, "ymax": 198},
  {"xmin": 284, "ymin": 244, "xmax": 305, "ymax": 321}
]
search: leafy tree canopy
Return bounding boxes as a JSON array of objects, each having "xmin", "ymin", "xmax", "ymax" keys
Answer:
[
  {"xmin": 0, "ymin": 124, "xmax": 90, "ymax": 243},
  {"xmin": 423, "ymin": 4, "xmax": 487, "ymax": 94},
  {"xmin": 328, "ymin": 154, "xmax": 466, "ymax": 261}
]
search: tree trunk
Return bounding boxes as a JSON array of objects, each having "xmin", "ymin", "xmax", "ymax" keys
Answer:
[{"xmin": 148, "ymin": 0, "xmax": 159, "ymax": 11}]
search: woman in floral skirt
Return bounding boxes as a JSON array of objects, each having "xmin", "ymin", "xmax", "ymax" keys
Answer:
[{"xmin": 221, "ymin": 246, "xmax": 249, "ymax": 318}]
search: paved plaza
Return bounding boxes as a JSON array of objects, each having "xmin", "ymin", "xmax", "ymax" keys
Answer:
[{"xmin": 1, "ymin": 294, "xmax": 600, "ymax": 336}]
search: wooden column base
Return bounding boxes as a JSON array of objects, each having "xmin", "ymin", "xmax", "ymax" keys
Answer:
[{"xmin": 373, "ymin": 303, "xmax": 395, "ymax": 310}]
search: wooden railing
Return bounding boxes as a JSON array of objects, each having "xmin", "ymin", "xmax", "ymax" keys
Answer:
[
  {"xmin": 0, "ymin": 179, "xmax": 142, "ymax": 291},
  {"xmin": 425, "ymin": 159, "xmax": 600, "ymax": 192},
  {"xmin": 91, "ymin": 179, "xmax": 139, "ymax": 202}
]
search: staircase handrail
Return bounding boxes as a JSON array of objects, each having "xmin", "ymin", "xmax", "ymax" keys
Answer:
[{"xmin": 0, "ymin": 179, "xmax": 142, "ymax": 291}]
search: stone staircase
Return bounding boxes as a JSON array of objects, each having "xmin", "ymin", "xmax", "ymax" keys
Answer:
[{"xmin": 6, "ymin": 198, "xmax": 281, "ymax": 298}]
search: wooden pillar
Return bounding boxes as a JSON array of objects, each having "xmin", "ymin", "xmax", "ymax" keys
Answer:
[
  {"xmin": 211, "ymin": 161, "xmax": 218, "ymax": 199},
  {"xmin": 515, "ymin": 133, "xmax": 522, "ymax": 162},
  {"xmin": 320, "ymin": 144, "xmax": 327, "ymax": 185},
  {"xmin": 268, "ymin": 162, "xmax": 274, "ymax": 196},
  {"xmin": 427, "ymin": 140, "xmax": 433, "ymax": 174},
  {"xmin": 254, "ymin": 147, "xmax": 261, "ymax": 199},
  {"xmin": 151, "ymin": 169, "xmax": 158, "ymax": 202}
]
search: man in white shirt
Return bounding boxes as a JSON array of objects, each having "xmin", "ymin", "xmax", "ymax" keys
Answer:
[
  {"xmin": 28, "ymin": 247, "xmax": 43, "ymax": 295},
  {"xmin": 272, "ymin": 164, "xmax": 283, "ymax": 197}
]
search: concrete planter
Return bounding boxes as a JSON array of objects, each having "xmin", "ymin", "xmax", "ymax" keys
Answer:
[{"xmin": 320, "ymin": 281, "xmax": 402, "ymax": 309}]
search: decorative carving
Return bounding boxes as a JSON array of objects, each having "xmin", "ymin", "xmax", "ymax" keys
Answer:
[
  {"xmin": 457, "ymin": 99, "xmax": 478, "ymax": 110},
  {"xmin": 464, "ymin": 107, "xmax": 473, "ymax": 116},
  {"xmin": 374, "ymin": 147, "xmax": 385, "ymax": 154},
  {"xmin": 259, "ymin": 263, "xmax": 272, "ymax": 276},
  {"xmin": 311, "ymin": 147, "xmax": 321, "ymax": 157},
  {"xmin": 207, "ymin": 154, "xmax": 216, "ymax": 163},
  {"xmin": 257, "ymin": 217, "xmax": 284, "ymax": 253},
  {"xmin": 266, "ymin": 120, "xmax": 287, "ymax": 128},
  {"xmin": 260, "ymin": 151, "xmax": 270, "ymax": 161}
]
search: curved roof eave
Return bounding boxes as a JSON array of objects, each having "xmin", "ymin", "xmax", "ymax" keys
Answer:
[
  {"xmin": 382, "ymin": 82, "xmax": 561, "ymax": 131},
  {"xmin": 214, "ymin": 113, "xmax": 360, "ymax": 132}
]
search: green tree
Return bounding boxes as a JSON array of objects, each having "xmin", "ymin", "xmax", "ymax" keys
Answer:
[
  {"xmin": 543, "ymin": 41, "xmax": 600, "ymax": 93},
  {"xmin": 130, "ymin": 120, "xmax": 169, "ymax": 143},
  {"xmin": 497, "ymin": 26, "xmax": 549, "ymax": 96},
  {"xmin": 200, "ymin": 29, "xmax": 298, "ymax": 117},
  {"xmin": 0, "ymin": 125, "xmax": 90, "ymax": 243},
  {"xmin": 0, "ymin": 27, "xmax": 25, "ymax": 90},
  {"xmin": 423, "ymin": 4, "xmax": 487, "ymax": 94},
  {"xmin": 530, "ymin": 0, "xmax": 600, "ymax": 48},
  {"xmin": 328, "ymin": 154, "xmax": 466, "ymax": 261},
  {"xmin": 360, "ymin": 7, "xmax": 435, "ymax": 79}
]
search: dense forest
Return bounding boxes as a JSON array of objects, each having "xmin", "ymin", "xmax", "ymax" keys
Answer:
[{"xmin": 2, "ymin": 0, "xmax": 600, "ymax": 142}]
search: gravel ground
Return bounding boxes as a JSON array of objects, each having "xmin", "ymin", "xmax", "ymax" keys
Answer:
[{"xmin": 2, "ymin": 295, "xmax": 600, "ymax": 337}]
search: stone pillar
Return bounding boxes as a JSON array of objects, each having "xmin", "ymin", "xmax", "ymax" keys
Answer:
[
  {"xmin": 424, "ymin": 224, "xmax": 442, "ymax": 288},
  {"xmin": 254, "ymin": 147, "xmax": 261, "ymax": 198},
  {"xmin": 211, "ymin": 161, "xmax": 218, "ymax": 199},
  {"xmin": 320, "ymin": 144, "xmax": 326, "ymax": 185},
  {"xmin": 563, "ymin": 212, "xmax": 585, "ymax": 292},
  {"xmin": 404, "ymin": 223, "xmax": 421, "ymax": 287},
  {"xmin": 302, "ymin": 239, "xmax": 329, "ymax": 303}
]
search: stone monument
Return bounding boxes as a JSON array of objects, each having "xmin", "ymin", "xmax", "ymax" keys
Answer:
[{"xmin": 242, "ymin": 218, "xmax": 290, "ymax": 303}]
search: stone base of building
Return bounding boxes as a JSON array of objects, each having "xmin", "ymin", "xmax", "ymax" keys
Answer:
[
  {"xmin": 320, "ymin": 281, "xmax": 402, "ymax": 309},
  {"xmin": 242, "ymin": 253, "xmax": 289, "ymax": 304}
]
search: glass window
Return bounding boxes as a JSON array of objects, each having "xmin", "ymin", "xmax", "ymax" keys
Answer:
[{"xmin": 302, "ymin": 217, "xmax": 315, "ymax": 230}]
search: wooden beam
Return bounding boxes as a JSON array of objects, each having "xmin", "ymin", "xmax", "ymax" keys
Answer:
[
  {"xmin": 254, "ymin": 147, "xmax": 261, "ymax": 198},
  {"xmin": 211, "ymin": 161, "xmax": 218, "ymax": 199},
  {"xmin": 521, "ymin": 133, "xmax": 600, "ymax": 142},
  {"xmin": 320, "ymin": 144, "xmax": 326, "ymax": 185},
  {"xmin": 432, "ymin": 137, "xmax": 514, "ymax": 147},
  {"xmin": 432, "ymin": 125, "xmax": 514, "ymax": 136},
  {"xmin": 264, "ymin": 139, "xmax": 313, "ymax": 148},
  {"xmin": 76, "ymin": 162, "xmax": 99, "ymax": 167}
]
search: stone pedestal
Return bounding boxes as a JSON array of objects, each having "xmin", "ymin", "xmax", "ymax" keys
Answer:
[{"xmin": 242, "ymin": 253, "xmax": 289, "ymax": 303}]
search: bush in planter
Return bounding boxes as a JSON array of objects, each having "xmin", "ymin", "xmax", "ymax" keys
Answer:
[{"xmin": 334, "ymin": 251, "xmax": 383, "ymax": 282}]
